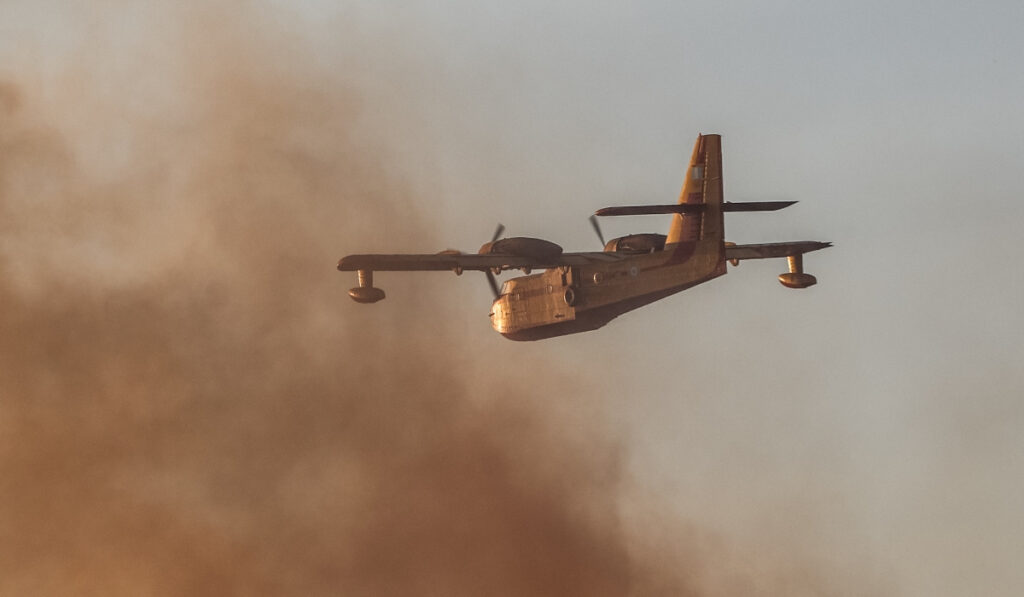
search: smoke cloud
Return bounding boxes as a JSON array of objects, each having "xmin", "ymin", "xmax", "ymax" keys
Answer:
[
  {"xmin": 0, "ymin": 5, "xmax": 635, "ymax": 595},
  {"xmin": 0, "ymin": 3, "xmax": 876, "ymax": 595}
]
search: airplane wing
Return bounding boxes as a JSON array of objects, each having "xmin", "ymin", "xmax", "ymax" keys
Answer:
[
  {"xmin": 725, "ymin": 241, "xmax": 832, "ymax": 261},
  {"xmin": 338, "ymin": 251, "xmax": 627, "ymax": 272},
  {"xmin": 341, "ymin": 242, "xmax": 831, "ymax": 271}
]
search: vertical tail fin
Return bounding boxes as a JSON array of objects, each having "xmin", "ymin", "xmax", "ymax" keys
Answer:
[{"xmin": 666, "ymin": 134, "xmax": 723, "ymax": 245}]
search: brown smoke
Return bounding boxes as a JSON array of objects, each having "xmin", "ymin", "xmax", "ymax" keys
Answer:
[
  {"xmin": 0, "ymin": 4, "xmax": 875, "ymax": 596},
  {"xmin": 0, "ymin": 6, "xmax": 638, "ymax": 595}
]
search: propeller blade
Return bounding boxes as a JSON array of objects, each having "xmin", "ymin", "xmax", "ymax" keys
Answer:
[
  {"xmin": 589, "ymin": 215, "xmax": 606, "ymax": 247},
  {"xmin": 486, "ymin": 270, "xmax": 500, "ymax": 298},
  {"xmin": 491, "ymin": 223, "xmax": 506, "ymax": 243},
  {"xmin": 483, "ymin": 223, "xmax": 506, "ymax": 297}
]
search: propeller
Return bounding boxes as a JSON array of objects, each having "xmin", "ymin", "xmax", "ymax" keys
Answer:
[
  {"xmin": 484, "ymin": 223, "xmax": 505, "ymax": 299},
  {"xmin": 486, "ymin": 270, "xmax": 501, "ymax": 298},
  {"xmin": 589, "ymin": 215, "xmax": 606, "ymax": 248},
  {"xmin": 491, "ymin": 222, "xmax": 505, "ymax": 244}
]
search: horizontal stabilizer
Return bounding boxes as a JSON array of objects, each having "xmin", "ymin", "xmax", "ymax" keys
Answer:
[
  {"xmin": 725, "ymin": 241, "xmax": 832, "ymax": 261},
  {"xmin": 722, "ymin": 200, "xmax": 797, "ymax": 212},
  {"xmin": 595, "ymin": 201, "xmax": 796, "ymax": 217}
]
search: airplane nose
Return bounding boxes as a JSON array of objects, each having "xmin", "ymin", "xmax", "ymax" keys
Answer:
[{"xmin": 489, "ymin": 297, "xmax": 511, "ymax": 332}]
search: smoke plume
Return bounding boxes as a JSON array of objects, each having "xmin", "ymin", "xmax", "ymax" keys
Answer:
[{"xmin": 0, "ymin": 5, "xmax": 638, "ymax": 595}]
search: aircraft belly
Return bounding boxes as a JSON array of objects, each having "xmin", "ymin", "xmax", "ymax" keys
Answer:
[{"xmin": 500, "ymin": 280, "xmax": 707, "ymax": 341}]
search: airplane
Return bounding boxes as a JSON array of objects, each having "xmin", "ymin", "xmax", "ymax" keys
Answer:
[{"xmin": 338, "ymin": 134, "xmax": 831, "ymax": 341}]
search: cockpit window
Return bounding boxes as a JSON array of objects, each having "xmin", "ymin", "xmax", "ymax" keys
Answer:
[{"xmin": 500, "ymin": 281, "xmax": 514, "ymax": 296}]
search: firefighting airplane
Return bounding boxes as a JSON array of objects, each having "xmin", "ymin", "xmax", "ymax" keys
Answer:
[{"xmin": 338, "ymin": 134, "xmax": 831, "ymax": 340}]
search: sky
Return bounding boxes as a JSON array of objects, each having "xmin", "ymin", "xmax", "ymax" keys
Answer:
[{"xmin": 2, "ymin": 1, "xmax": 1023, "ymax": 595}]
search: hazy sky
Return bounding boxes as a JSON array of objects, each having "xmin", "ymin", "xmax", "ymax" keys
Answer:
[{"xmin": 3, "ymin": 1, "xmax": 1023, "ymax": 595}]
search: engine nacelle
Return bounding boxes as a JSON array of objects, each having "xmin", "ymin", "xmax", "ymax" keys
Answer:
[
  {"xmin": 479, "ymin": 237, "xmax": 563, "ymax": 260},
  {"xmin": 603, "ymin": 233, "xmax": 667, "ymax": 254}
]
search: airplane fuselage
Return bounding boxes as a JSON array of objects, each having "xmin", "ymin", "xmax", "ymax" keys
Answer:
[{"xmin": 490, "ymin": 241, "xmax": 726, "ymax": 340}]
